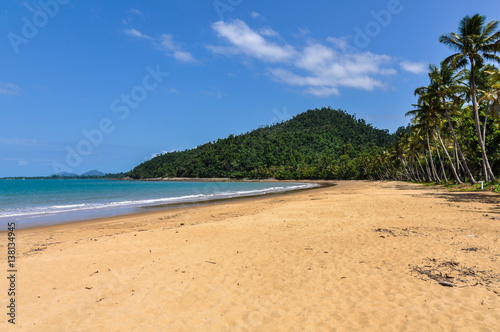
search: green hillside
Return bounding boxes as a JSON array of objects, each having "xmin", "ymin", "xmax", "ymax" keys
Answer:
[{"xmin": 127, "ymin": 107, "xmax": 397, "ymax": 180}]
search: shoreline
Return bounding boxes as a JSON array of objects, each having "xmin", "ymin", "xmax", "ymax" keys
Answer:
[
  {"xmin": 2, "ymin": 180, "xmax": 498, "ymax": 330},
  {"xmin": 9, "ymin": 181, "xmax": 331, "ymax": 235},
  {"xmin": 1, "ymin": 180, "xmax": 325, "ymax": 231},
  {"xmin": 134, "ymin": 177, "xmax": 286, "ymax": 182}
]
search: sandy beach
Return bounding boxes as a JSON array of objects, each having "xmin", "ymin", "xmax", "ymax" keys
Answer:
[{"xmin": 1, "ymin": 180, "xmax": 499, "ymax": 331}]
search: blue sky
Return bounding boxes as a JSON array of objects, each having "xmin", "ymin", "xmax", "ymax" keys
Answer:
[{"xmin": 1, "ymin": 0, "xmax": 499, "ymax": 177}]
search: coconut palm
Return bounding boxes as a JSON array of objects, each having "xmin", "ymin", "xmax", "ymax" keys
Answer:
[
  {"xmin": 422, "ymin": 62, "xmax": 475, "ymax": 183},
  {"xmin": 406, "ymin": 97, "xmax": 441, "ymax": 182},
  {"xmin": 477, "ymin": 66, "xmax": 500, "ymax": 138},
  {"xmin": 394, "ymin": 133, "xmax": 421, "ymax": 181},
  {"xmin": 439, "ymin": 14, "xmax": 500, "ymax": 182}
]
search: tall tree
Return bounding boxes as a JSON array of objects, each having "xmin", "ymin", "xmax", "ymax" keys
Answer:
[
  {"xmin": 424, "ymin": 62, "xmax": 474, "ymax": 183},
  {"xmin": 439, "ymin": 14, "xmax": 500, "ymax": 182},
  {"xmin": 406, "ymin": 97, "xmax": 441, "ymax": 182},
  {"xmin": 477, "ymin": 65, "xmax": 500, "ymax": 143}
]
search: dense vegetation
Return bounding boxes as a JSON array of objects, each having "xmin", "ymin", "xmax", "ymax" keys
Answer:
[
  {"xmin": 371, "ymin": 14, "xmax": 500, "ymax": 184},
  {"xmin": 127, "ymin": 108, "xmax": 398, "ymax": 180}
]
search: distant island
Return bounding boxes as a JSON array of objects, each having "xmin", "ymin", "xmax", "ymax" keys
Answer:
[
  {"xmin": 1, "ymin": 170, "xmax": 126, "ymax": 180},
  {"xmin": 51, "ymin": 169, "xmax": 107, "ymax": 177}
]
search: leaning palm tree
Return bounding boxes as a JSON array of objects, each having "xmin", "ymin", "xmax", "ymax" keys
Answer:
[
  {"xmin": 439, "ymin": 14, "xmax": 500, "ymax": 182},
  {"xmin": 490, "ymin": 68, "xmax": 500, "ymax": 117},
  {"xmin": 406, "ymin": 98, "xmax": 441, "ymax": 182},
  {"xmin": 477, "ymin": 65, "xmax": 500, "ymax": 140},
  {"xmin": 394, "ymin": 133, "xmax": 421, "ymax": 181},
  {"xmin": 424, "ymin": 62, "xmax": 474, "ymax": 183}
]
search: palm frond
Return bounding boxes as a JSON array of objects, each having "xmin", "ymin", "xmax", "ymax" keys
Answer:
[
  {"xmin": 442, "ymin": 53, "xmax": 466, "ymax": 69},
  {"xmin": 483, "ymin": 53, "xmax": 500, "ymax": 63},
  {"xmin": 482, "ymin": 20, "xmax": 500, "ymax": 39},
  {"xmin": 439, "ymin": 34, "xmax": 463, "ymax": 52}
]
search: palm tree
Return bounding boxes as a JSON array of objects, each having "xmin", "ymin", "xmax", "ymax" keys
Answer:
[
  {"xmin": 406, "ymin": 98, "xmax": 441, "ymax": 182},
  {"xmin": 394, "ymin": 133, "xmax": 421, "ymax": 181},
  {"xmin": 439, "ymin": 14, "xmax": 500, "ymax": 182},
  {"xmin": 423, "ymin": 62, "xmax": 475, "ymax": 183},
  {"xmin": 477, "ymin": 65, "xmax": 500, "ymax": 143},
  {"xmin": 433, "ymin": 118, "xmax": 455, "ymax": 183}
]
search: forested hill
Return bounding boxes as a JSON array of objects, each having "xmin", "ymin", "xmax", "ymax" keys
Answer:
[{"xmin": 127, "ymin": 107, "xmax": 397, "ymax": 180}]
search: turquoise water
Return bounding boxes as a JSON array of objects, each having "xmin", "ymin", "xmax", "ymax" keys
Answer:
[{"xmin": 0, "ymin": 179, "xmax": 316, "ymax": 229}]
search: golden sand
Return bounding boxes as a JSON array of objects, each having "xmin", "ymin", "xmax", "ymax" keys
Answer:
[{"xmin": 1, "ymin": 181, "xmax": 499, "ymax": 331}]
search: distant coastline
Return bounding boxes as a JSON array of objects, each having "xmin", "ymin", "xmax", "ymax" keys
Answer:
[
  {"xmin": 0, "ymin": 173, "xmax": 126, "ymax": 181},
  {"xmin": 0, "ymin": 175, "xmax": 321, "ymax": 183}
]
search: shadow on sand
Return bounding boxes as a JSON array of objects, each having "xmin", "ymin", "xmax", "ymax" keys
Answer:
[{"xmin": 394, "ymin": 183, "xmax": 500, "ymax": 215}]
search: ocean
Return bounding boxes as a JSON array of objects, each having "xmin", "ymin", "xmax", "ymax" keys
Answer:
[{"xmin": 0, "ymin": 179, "xmax": 317, "ymax": 230}]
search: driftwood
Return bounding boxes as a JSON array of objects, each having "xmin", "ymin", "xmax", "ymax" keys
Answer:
[
  {"xmin": 412, "ymin": 258, "xmax": 499, "ymax": 294},
  {"xmin": 412, "ymin": 265, "xmax": 457, "ymax": 287}
]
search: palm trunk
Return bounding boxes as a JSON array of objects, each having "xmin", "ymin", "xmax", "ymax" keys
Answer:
[
  {"xmin": 426, "ymin": 129, "xmax": 440, "ymax": 182},
  {"xmin": 481, "ymin": 104, "xmax": 496, "ymax": 177},
  {"xmin": 415, "ymin": 154, "xmax": 426, "ymax": 181},
  {"xmin": 454, "ymin": 141, "xmax": 460, "ymax": 177},
  {"xmin": 435, "ymin": 124, "xmax": 462, "ymax": 183},
  {"xmin": 406, "ymin": 157, "xmax": 417, "ymax": 181},
  {"xmin": 454, "ymin": 140, "xmax": 465, "ymax": 179},
  {"xmin": 404, "ymin": 158, "xmax": 415, "ymax": 181},
  {"xmin": 408, "ymin": 154, "xmax": 416, "ymax": 180},
  {"xmin": 422, "ymin": 143, "xmax": 433, "ymax": 182},
  {"xmin": 412, "ymin": 161, "xmax": 420, "ymax": 181},
  {"xmin": 482, "ymin": 105, "xmax": 489, "ymax": 148},
  {"xmin": 432, "ymin": 132, "xmax": 448, "ymax": 182},
  {"xmin": 441, "ymin": 98, "xmax": 477, "ymax": 183},
  {"xmin": 470, "ymin": 61, "xmax": 496, "ymax": 182}
]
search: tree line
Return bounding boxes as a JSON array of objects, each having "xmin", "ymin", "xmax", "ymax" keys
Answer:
[{"xmin": 371, "ymin": 14, "xmax": 500, "ymax": 184}]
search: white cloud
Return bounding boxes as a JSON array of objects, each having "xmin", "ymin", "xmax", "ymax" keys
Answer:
[
  {"xmin": 159, "ymin": 34, "xmax": 175, "ymax": 49},
  {"xmin": 123, "ymin": 28, "xmax": 151, "ymax": 39},
  {"xmin": 159, "ymin": 34, "xmax": 196, "ymax": 64},
  {"xmin": 0, "ymin": 83, "xmax": 21, "ymax": 95},
  {"xmin": 124, "ymin": 29, "xmax": 196, "ymax": 64},
  {"xmin": 150, "ymin": 150, "xmax": 168, "ymax": 159},
  {"xmin": 259, "ymin": 27, "xmax": 278, "ymax": 37},
  {"xmin": 400, "ymin": 61, "xmax": 427, "ymax": 74},
  {"xmin": 123, "ymin": 8, "xmax": 142, "ymax": 24},
  {"xmin": 210, "ymin": 20, "xmax": 296, "ymax": 63},
  {"xmin": 202, "ymin": 89, "xmax": 223, "ymax": 98},
  {"xmin": 326, "ymin": 36, "xmax": 361, "ymax": 53},
  {"xmin": 208, "ymin": 20, "xmax": 395, "ymax": 97},
  {"xmin": 305, "ymin": 86, "xmax": 341, "ymax": 97},
  {"xmin": 251, "ymin": 12, "xmax": 263, "ymax": 20},
  {"xmin": 127, "ymin": 8, "xmax": 142, "ymax": 16},
  {"xmin": 294, "ymin": 27, "xmax": 310, "ymax": 39},
  {"xmin": 173, "ymin": 51, "xmax": 196, "ymax": 63},
  {"xmin": 268, "ymin": 68, "xmax": 340, "ymax": 96}
]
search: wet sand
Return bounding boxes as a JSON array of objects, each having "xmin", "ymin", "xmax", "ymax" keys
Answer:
[{"xmin": 1, "ymin": 180, "xmax": 499, "ymax": 331}]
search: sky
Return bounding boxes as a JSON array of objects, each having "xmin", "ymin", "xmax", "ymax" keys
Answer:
[{"xmin": 1, "ymin": 0, "xmax": 500, "ymax": 177}]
